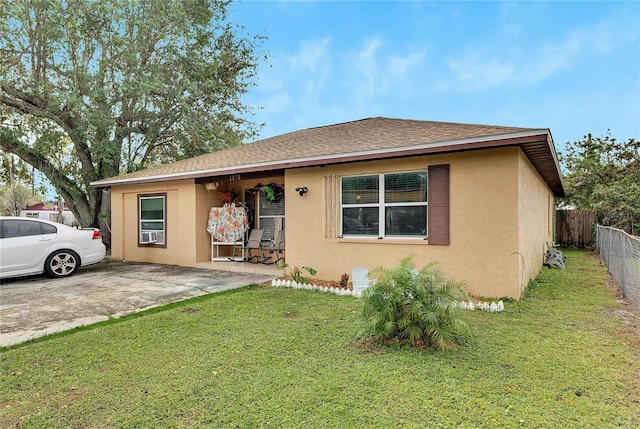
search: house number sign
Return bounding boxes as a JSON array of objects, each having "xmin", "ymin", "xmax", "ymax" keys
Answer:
[{"xmin": 229, "ymin": 174, "xmax": 242, "ymax": 181}]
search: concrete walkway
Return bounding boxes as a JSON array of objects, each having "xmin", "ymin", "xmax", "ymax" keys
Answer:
[{"xmin": 0, "ymin": 261, "xmax": 273, "ymax": 347}]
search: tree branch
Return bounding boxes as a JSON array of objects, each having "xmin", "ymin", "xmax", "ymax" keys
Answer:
[
  {"xmin": 0, "ymin": 126, "xmax": 94, "ymax": 224},
  {"xmin": 1, "ymin": 84, "xmax": 63, "ymax": 125},
  {"xmin": 1, "ymin": 84, "xmax": 96, "ymax": 180}
]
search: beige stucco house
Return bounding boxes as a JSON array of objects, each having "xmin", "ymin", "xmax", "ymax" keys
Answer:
[{"xmin": 91, "ymin": 117, "xmax": 565, "ymax": 299}]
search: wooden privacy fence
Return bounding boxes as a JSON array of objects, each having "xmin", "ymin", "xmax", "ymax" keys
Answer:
[{"xmin": 556, "ymin": 209, "xmax": 595, "ymax": 248}]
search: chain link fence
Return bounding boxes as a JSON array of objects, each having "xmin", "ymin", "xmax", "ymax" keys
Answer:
[{"xmin": 597, "ymin": 225, "xmax": 640, "ymax": 309}]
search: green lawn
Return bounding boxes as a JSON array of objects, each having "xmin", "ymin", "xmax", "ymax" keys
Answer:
[{"xmin": 1, "ymin": 249, "xmax": 638, "ymax": 428}]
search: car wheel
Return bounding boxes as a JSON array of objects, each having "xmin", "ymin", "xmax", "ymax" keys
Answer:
[{"xmin": 45, "ymin": 250, "xmax": 80, "ymax": 278}]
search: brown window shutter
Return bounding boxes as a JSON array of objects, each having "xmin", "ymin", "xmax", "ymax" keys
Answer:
[{"xmin": 428, "ymin": 164, "xmax": 450, "ymax": 245}]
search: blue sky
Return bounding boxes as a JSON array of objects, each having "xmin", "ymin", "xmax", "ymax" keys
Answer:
[{"xmin": 230, "ymin": 1, "xmax": 640, "ymax": 153}]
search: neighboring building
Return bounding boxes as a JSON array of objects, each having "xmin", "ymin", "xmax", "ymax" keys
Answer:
[
  {"xmin": 20, "ymin": 202, "xmax": 76, "ymax": 225},
  {"xmin": 91, "ymin": 117, "xmax": 565, "ymax": 299}
]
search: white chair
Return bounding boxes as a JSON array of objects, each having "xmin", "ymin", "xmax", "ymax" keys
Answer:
[{"xmin": 352, "ymin": 267, "xmax": 370, "ymax": 297}]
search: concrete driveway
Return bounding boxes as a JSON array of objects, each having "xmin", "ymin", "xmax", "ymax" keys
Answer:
[{"xmin": 0, "ymin": 261, "xmax": 273, "ymax": 347}]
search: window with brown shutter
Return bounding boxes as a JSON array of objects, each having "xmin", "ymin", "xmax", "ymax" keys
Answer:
[
  {"xmin": 340, "ymin": 171, "xmax": 428, "ymax": 238},
  {"xmin": 427, "ymin": 164, "xmax": 450, "ymax": 245}
]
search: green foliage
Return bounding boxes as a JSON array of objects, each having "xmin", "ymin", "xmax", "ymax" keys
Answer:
[
  {"xmin": 264, "ymin": 185, "xmax": 276, "ymax": 201},
  {"xmin": 263, "ymin": 183, "xmax": 284, "ymax": 202},
  {"xmin": 0, "ymin": 153, "xmax": 30, "ymax": 186},
  {"xmin": 0, "ymin": 183, "xmax": 39, "ymax": 216},
  {"xmin": 0, "ymin": 0, "xmax": 265, "ymax": 231},
  {"xmin": 360, "ymin": 256, "xmax": 468, "ymax": 350},
  {"xmin": 276, "ymin": 260, "xmax": 317, "ymax": 284},
  {"xmin": 0, "ymin": 152, "xmax": 44, "ymax": 214},
  {"xmin": 560, "ymin": 132, "xmax": 640, "ymax": 234}
]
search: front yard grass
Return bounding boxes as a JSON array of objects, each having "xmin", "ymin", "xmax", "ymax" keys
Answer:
[{"xmin": 1, "ymin": 249, "xmax": 638, "ymax": 428}]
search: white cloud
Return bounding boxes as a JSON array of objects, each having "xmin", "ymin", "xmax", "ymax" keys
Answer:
[
  {"xmin": 251, "ymin": 34, "xmax": 429, "ymax": 137},
  {"xmin": 286, "ymin": 37, "xmax": 332, "ymax": 95},
  {"xmin": 349, "ymin": 38, "xmax": 426, "ymax": 102},
  {"xmin": 445, "ymin": 6, "xmax": 639, "ymax": 92},
  {"xmin": 289, "ymin": 37, "xmax": 332, "ymax": 73},
  {"xmin": 354, "ymin": 38, "xmax": 383, "ymax": 99},
  {"xmin": 447, "ymin": 56, "xmax": 514, "ymax": 91},
  {"xmin": 248, "ymin": 38, "xmax": 332, "ymax": 119},
  {"xmin": 384, "ymin": 52, "xmax": 425, "ymax": 92},
  {"xmin": 499, "ymin": 2, "xmax": 522, "ymax": 37},
  {"xmin": 519, "ymin": 34, "xmax": 580, "ymax": 84},
  {"xmin": 445, "ymin": 38, "xmax": 576, "ymax": 92}
]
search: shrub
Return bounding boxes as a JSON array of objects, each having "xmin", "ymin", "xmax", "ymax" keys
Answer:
[
  {"xmin": 276, "ymin": 260, "xmax": 317, "ymax": 284},
  {"xmin": 359, "ymin": 257, "xmax": 468, "ymax": 350},
  {"xmin": 339, "ymin": 273, "xmax": 349, "ymax": 288}
]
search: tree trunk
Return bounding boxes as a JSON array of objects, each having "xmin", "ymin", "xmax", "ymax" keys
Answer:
[
  {"xmin": 99, "ymin": 189, "xmax": 112, "ymax": 248},
  {"xmin": 58, "ymin": 195, "xmax": 64, "ymax": 224}
]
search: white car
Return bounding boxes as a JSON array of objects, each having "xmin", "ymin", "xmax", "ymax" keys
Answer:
[{"xmin": 0, "ymin": 216, "xmax": 106, "ymax": 279}]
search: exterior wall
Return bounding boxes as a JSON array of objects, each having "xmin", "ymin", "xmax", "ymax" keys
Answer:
[
  {"xmin": 111, "ymin": 179, "xmax": 199, "ymax": 266},
  {"xmin": 284, "ymin": 147, "xmax": 525, "ymax": 298},
  {"xmin": 517, "ymin": 151, "xmax": 555, "ymax": 295},
  {"xmin": 195, "ymin": 183, "xmax": 220, "ymax": 263}
]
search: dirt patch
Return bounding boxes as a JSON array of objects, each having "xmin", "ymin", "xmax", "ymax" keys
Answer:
[{"xmin": 604, "ymin": 277, "xmax": 640, "ymax": 345}]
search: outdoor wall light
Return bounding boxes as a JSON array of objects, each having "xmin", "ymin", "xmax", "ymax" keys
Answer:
[{"xmin": 295, "ymin": 186, "xmax": 308, "ymax": 196}]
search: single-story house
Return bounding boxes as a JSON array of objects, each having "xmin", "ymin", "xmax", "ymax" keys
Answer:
[
  {"xmin": 20, "ymin": 202, "xmax": 77, "ymax": 225},
  {"xmin": 91, "ymin": 117, "xmax": 565, "ymax": 299}
]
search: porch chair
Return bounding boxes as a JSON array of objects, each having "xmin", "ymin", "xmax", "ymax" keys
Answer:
[
  {"xmin": 351, "ymin": 267, "xmax": 371, "ymax": 297},
  {"xmin": 543, "ymin": 241, "xmax": 566, "ymax": 270},
  {"xmin": 260, "ymin": 229, "xmax": 285, "ymax": 264},
  {"xmin": 231, "ymin": 228, "xmax": 264, "ymax": 263}
]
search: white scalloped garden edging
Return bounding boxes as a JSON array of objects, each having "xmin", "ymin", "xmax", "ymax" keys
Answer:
[
  {"xmin": 270, "ymin": 278, "xmax": 360, "ymax": 296},
  {"xmin": 455, "ymin": 300, "xmax": 505, "ymax": 312},
  {"xmin": 269, "ymin": 279, "xmax": 507, "ymax": 311}
]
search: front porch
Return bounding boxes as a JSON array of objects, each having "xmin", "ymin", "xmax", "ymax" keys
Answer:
[
  {"xmin": 196, "ymin": 260, "xmax": 284, "ymax": 278},
  {"xmin": 198, "ymin": 171, "xmax": 286, "ymax": 271}
]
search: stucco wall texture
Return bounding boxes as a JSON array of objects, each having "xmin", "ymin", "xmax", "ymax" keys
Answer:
[{"xmin": 285, "ymin": 147, "xmax": 552, "ymax": 299}]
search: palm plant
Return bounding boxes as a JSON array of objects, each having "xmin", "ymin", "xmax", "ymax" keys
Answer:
[{"xmin": 360, "ymin": 257, "xmax": 468, "ymax": 350}]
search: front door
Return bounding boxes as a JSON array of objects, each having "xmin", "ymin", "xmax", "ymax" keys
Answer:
[{"xmin": 257, "ymin": 191, "xmax": 285, "ymax": 241}]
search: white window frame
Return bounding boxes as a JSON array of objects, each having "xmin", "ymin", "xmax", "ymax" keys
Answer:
[
  {"xmin": 139, "ymin": 194, "xmax": 166, "ymax": 246},
  {"xmin": 340, "ymin": 171, "xmax": 428, "ymax": 238}
]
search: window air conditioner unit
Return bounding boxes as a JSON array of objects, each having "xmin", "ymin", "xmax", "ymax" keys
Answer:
[{"xmin": 140, "ymin": 231, "xmax": 158, "ymax": 244}]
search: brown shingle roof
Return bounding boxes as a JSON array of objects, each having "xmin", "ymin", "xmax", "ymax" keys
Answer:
[{"xmin": 92, "ymin": 117, "xmax": 564, "ymax": 196}]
